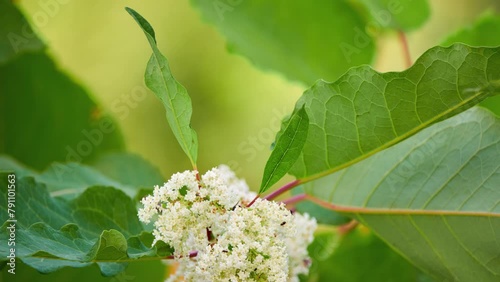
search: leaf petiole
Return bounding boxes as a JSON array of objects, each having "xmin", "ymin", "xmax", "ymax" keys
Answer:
[{"xmin": 263, "ymin": 179, "xmax": 301, "ymax": 201}]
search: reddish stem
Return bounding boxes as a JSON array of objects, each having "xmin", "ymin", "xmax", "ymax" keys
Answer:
[
  {"xmin": 281, "ymin": 193, "xmax": 307, "ymax": 206},
  {"xmin": 246, "ymin": 195, "xmax": 259, "ymax": 207},
  {"xmin": 398, "ymin": 30, "xmax": 412, "ymax": 68},
  {"xmin": 194, "ymin": 167, "xmax": 202, "ymax": 189},
  {"xmin": 264, "ymin": 179, "xmax": 301, "ymax": 201}
]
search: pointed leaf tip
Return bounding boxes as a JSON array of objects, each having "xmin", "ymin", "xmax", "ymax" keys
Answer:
[
  {"xmin": 259, "ymin": 106, "xmax": 309, "ymax": 194},
  {"xmin": 126, "ymin": 7, "xmax": 156, "ymax": 43}
]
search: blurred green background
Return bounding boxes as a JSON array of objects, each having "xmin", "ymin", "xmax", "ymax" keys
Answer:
[{"xmin": 13, "ymin": 0, "xmax": 500, "ymax": 189}]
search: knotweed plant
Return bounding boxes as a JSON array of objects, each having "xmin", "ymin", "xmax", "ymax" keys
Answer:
[{"xmin": 2, "ymin": 2, "xmax": 500, "ymax": 282}]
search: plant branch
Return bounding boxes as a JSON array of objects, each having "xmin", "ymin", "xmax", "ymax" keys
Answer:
[
  {"xmin": 337, "ymin": 220, "xmax": 359, "ymax": 235},
  {"xmin": 247, "ymin": 195, "xmax": 259, "ymax": 207},
  {"xmin": 263, "ymin": 179, "xmax": 301, "ymax": 201}
]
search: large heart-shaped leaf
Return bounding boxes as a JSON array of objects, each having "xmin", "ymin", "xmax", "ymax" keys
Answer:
[
  {"xmin": 303, "ymin": 107, "xmax": 500, "ymax": 281},
  {"xmin": 290, "ymin": 44, "xmax": 500, "ymax": 179},
  {"xmin": 0, "ymin": 176, "xmax": 171, "ymax": 276},
  {"xmin": 441, "ymin": 13, "xmax": 500, "ymax": 116},
  {"xmin": 190, "ymin": 0, "xmax": 375, "ymax": 85}
]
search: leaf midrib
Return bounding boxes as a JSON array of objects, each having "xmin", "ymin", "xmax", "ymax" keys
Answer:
[
  {"xmin": 150, "ymin": 47, "xmax": 194, "ymax": 165},
  {"xmin": 306, "ymin": 194, "xmax": 500, "ymax": 217}
]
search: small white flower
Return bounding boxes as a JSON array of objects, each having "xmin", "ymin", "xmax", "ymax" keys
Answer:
[
  {"xmin": 286, "ymin": 213, "xmax": 317, "ymax": 279},
  {"xmin": 137, "ymin": 165, "xmax": 317, "ymax": 282}
]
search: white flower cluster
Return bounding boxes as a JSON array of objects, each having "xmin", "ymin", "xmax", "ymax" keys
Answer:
[{"xmin": 139, "ymin": 165, "xmax": 317, "ymax": 282}]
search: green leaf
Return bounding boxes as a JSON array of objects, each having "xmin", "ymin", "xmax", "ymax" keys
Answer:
[
  {"xmin": 88, "ymin": 230, "xmax": 128, "ymax": 261},
  {"xmin": 0, "ymin": 52, "xmax": 125, "ymax": 170},
  {"xmin": 441, "ymin": 12, "xmax": 500, "ymax": 116},
  {"xmin": 0, "ymin": 176, "xmax": 170, "ymax": 275},
  {"xmin": 1, "ymin": 260, "xmax": 166, "ymax": 282},
  {"xmin": 290, "ymin": 44, "xmax": 500, "ymax": 179},
  {"xmin": 1, "ymin": 260, "xmax": 167, "ymax": 282},
  {"xmin": 303, "ymin": 107, "xmax": 500, "ymax": 281},
  {"xmin": 0, "ymin": 155, "xmax": 36, "ymax": 176},
  {"xmin": 0, "ymin": 153, "xmax": 163, "ymax": 199},
  {"xmin": 0, "ymin": 1, "xmax": 123, "ymax": 170},
  {"xmin": 39, "ymin": 162, "xmax": 137, "ymax": 198},
  {"xmin": 190, "ymin": 0, "xmax": 375, "ymax": 85},
  {"xmin": 126, "ymin": 8, "xmax": 198, "ymax": 167},
  {"xmin": 354, "ymin": 0, "xmax": 430, "ymax": 32},
  {"xmin": 90, "ymin": 153, "xmax": 165, "ymax": 189},
  {"xmin": 259, "ymin": 106, "xmax": 308, "ymax": 193},
  {"xmin": 0, "ymin": 0, "xmax": 44, "ymax": 64},
  {"xmin": 305, "ymin": 228, "xmax": 433, "ymax": 282},
  {"xmin": 442, "ymin": 12, "xmax": 500, "ymax": 47}
]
